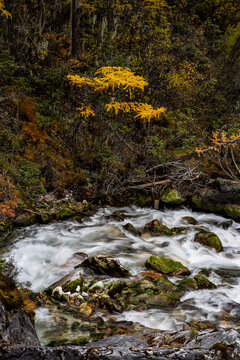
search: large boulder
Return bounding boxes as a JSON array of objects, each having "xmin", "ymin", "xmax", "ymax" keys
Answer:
[
  {"xmin": 81, "ymin": 254, "xmax": 131, "ymax": 277},
  {"xmin": 143, "ymin": 219, "xmax": 173, "ymax": 236},
  {"xmin": 194, "ymin": 231, "xmax": 223, "ymax": 252},
  {"xmin": 0, "ymin": 266, "xmax": 40, "ymax": 347},
  {"xmin": 161, "ymin": 188, "xmax": 185, "ymax": 205},
  {"xmin": 145, "ymin": 255, "xmax": 191, "ymax": 277},
  {"xmin": 194, "ymin": 274, "xmax": 217, "ymax": 289}
]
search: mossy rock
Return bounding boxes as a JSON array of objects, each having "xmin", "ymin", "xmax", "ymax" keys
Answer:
[
  {"xmin": 171, "ymin": 226, "xmax": 189, "ymax": 235},
  {"xmin": 119, "ymin": 277, "xmax": 180, "ymax": 309},
  {"xmin": 220, "ymin": 220, "xmax": 233, "ymax": 229},
  {"xmin": 144, "ymin": 291, "xmax": 180, "ymax": 308},
  {"xmin": 14, "ymin": 214, "xmax": 37, "ymax": 227},
  {"xmin": 194, "ymin": 274, "xmax": 216, "ymax": 290},
  {"xmin": 191, "ymin": 197, "xmax": 202, "ymax": 208},
  {"xmin": 144, "ymin": 219, "xmax": 173, "ymax": 236},
  {"xmin": 62, "ymin": 279, "xmax": 83, "ymax": 293},
  {"xmin": 223, "ymin": 205, "xmax": 240, "ymax": 221},
  {"xmin": 136, "ymin": 196, "xmax": 152, "ymax": 208},
  {"xmin": 123, "ymin": 223, "xmax": 141, "ymax": 236},
  {"xmin": 178, "ymin": 278, "xmax": 198, "ymax": 291},
  {"xmin": 81, "ymin": 254, "xmax": 131, "ymax": 277},
  {"xmin": 40, "ymin": 213, "xmax": 51, "ymax": 224},
  {"xmin": 182, "ymin": 216, "xmax": 198, "ymax": 225},
  {"xmin": 108, "ymin": 211, "xmax": 125, "ymax": 221},
  {"xmin": 145, "ymin": 255, "xmax": 191, "ymax": 277},
  {"xmin": 194, "ymin": 231, "xmax": 223, "ymax": 252},
  {"xmin": 161, "ymin": 188, "xmax": 185, "ymax": 205},
  {"xmin": 57, "ymin": 208, "xmax": 75, "ymax": 220}
]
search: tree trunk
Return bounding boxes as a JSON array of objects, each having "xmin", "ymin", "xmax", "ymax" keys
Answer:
[{"xmin": 38, "ymin": 0, "xmax": 46, "ymax": 35}]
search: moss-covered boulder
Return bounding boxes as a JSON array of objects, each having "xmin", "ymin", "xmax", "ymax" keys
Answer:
[
  {"xmin": 144, "ymin": 219, "xmax": 173, "ymax": 235},
  {"xmin": 81, "ymin": 254, "xmax": 131, "ymax": 277},
  {"xmin": 13, "ymin": 214, "xmax": 38, "ymax": 227},
  {"xmin": 161, "ymin": 188, "xmax": 185, "ymax": 205},
  {"xmin": 119, "ymin": 276, "xmax": 180, "ymax": 309},
  {"xmin": 194, "ymin": 274, "xmax": 217, "ymax": 289},
  {"xmin": 223, "ymin": 205, "xmax": 240, "ymax": 222},
  {"xmin": 182, "ymin": 216, "xmax": 198, "ymax": 225},
  {"xmin": 178, "ymin": 277, "xmax": 198, "ymax": 291},
  {"xmin": 194, "ymin": 231, "xmax": 223, "ymax": 252},
  {"xmin": 145, "ymin": 255, "xmax": 191, "ymax": 277}
]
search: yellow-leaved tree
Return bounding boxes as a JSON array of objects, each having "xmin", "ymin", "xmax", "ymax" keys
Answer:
[
  {"xmin": 67, "ymin": 66, "xmax": 166, "ymax": 122},
  {"xmin": 0, "ymin": 0, "xmax": 11, "ymax": 18}
]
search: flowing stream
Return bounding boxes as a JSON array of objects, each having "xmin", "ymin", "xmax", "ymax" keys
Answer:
[{"xmin": 2, "ymin": 206, "xmax": 240, "ymax": 344}]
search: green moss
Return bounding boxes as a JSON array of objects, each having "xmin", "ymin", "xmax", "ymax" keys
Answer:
[
  {"xmin": 161, "ymin": 188, "xmax": 185, "ymax": 205},
  {"xmin": 182, "ymin": 216, "xmax": 198, "ymax": 225},
  {"xmin": 41, "ymin": 213, "xmax": 50, "ymax": 223},
  {"xmin": 145, "ymin": 255, "xmax": 191, "ymax": 276},
  {"xmin": 178, "ymin": 278, "xmax": 198, "ymax": 291},
  {"xmin": 14, "ymin": 214, "xmax": 37, "ymax": 227},
  {"xmin": 194, "ymin": 231, "xmax": 223, "ymax": 252},
  {"xmin": 57, "ymin": 208, "xmax": 74, "ymax": 220},
  {"xmin": 0, "ymin": 278, "xmax": 23, "ymax": 310},
  {"xmin": 63, "ymin": 279, "xmax": 82, "ymax": 293},
  {"xmin": 144, "ymin": 219, "xmax": 173, "ymax": 235},
  {"xmin": 171, "ymin": 227, "xmax": 188, "ymax": 234},
  {"xmin": 136, "ymin": 196, "xmax": 152, "ymax": 207},
  {"xmin": 223, "ymin": 205, "xmax": 240, "ymax": 221},
  {"xmin": 191, "ymin": 197, "xmax": 202, "ymax": 208},
  {"xmin": 194, "ymin": 274, "xmax": 216, "ymax": 289}
]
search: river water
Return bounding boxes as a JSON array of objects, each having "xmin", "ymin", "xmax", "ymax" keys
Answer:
[{"xmin": 2, "ymin": 206, "xmax": 240, "ymax": 343}]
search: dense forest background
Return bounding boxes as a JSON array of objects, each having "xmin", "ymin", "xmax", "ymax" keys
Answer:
[{"xmin": 0, "ymin": 0, "xmax": 240, "ymax": 220}]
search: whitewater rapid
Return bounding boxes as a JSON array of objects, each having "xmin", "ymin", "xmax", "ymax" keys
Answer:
[{"xmin": 3, "ymin": 206, "xmax": 240, "ymax": 338}]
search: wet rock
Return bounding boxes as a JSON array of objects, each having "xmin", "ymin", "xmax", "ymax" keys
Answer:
[
  {"xmin": 13, "ymin": 213, "xmax": 38, "ymax": 227},
  {"xmin": 81, "ymin": 254, "xmax": 131, "ymax": 277},
  {"xmin": 182, "ymin": 216, "xmax": 198, "ymax": 225},
  {"xmin": 79, "ymin": 302, "xmax": 92, "ymax": 317},
  {"xmin": 0, "ymin": 299, "xmax": 40, "ymax": 347},
  {"xmin": 145, "ymin": 255, "xmax": 191, "ymax": 277},
  {"xmin": 161, "ymin": 188, "xmax": 185, "ymax": 205},
  {"xmin": 144, "ymin": 219, "xmax": 173, "ymax": 235},
  {"xmin": 194, "ymin": 231, "xmax": 223, "ymax": 252},
  {"xmin": 123, "ymin": 223, "xmax": 141, "ymax": 236},
  {"xmin": 224, "ymin": 205, "xmax": 240, "ymax": 221},
  {"xmin": 120, "ymin": 277, "xmax": 180, "ymax": 309},
  {"xmin": 220, "ymin": 219, "xmax": 233, "ymax": 229},
  {"xmin": 62, "ymin": 278, "xmax": 84, "ymax": 293},
  {"xmin": 61, "ymin": 253, "xmax": 87, "ymax": 269},
  {"xmin": 1, "ymin": 328, "xmax": 240, "ymax": 359},
  {"xmin": 194, "ymin": 274, "xmax": 217, "ymax": 289},
  {"xmin": 171, "ymin": 226, "xmax": 189, "ymax": 234},
  {"xmin": 108, "ymin": 211, "xmax": 125, "ymax": 221},
  {"xmin": 215, "ymin": 178, "xmax": 240, "ymax": 193},
  {"xmin": 178, "ymin": 277, "xmax": 198, "ymax": 291}
]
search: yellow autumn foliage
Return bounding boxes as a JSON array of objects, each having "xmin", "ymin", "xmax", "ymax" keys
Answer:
[
  {"xmin": 67, "ymin": 75, "xmax": 95, "ymax": 89},
  {"xmin": 106, "ymin": 101, "xmax": 166, "ymax": 122},
  {"xmin": 76, "ymin": 104, "xmax": 95, "ymax": 117},
  {"xmin": 0, "ymin": 0, "xmax": 11, "ymax": 18},
  {"xmin": 94, "ymin": 67, "xmax": 148, "ymax": 95},
  {"xmin": 68, "ymin": 66, "xmax": 166, "ymax": 123},
  {"xmin": 196, "ymin": 130, "xmax": 240, "ymax": 155},
  {"xmin": 67, "ymin": 67, "xmax": 148, "ymax": 96}
]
